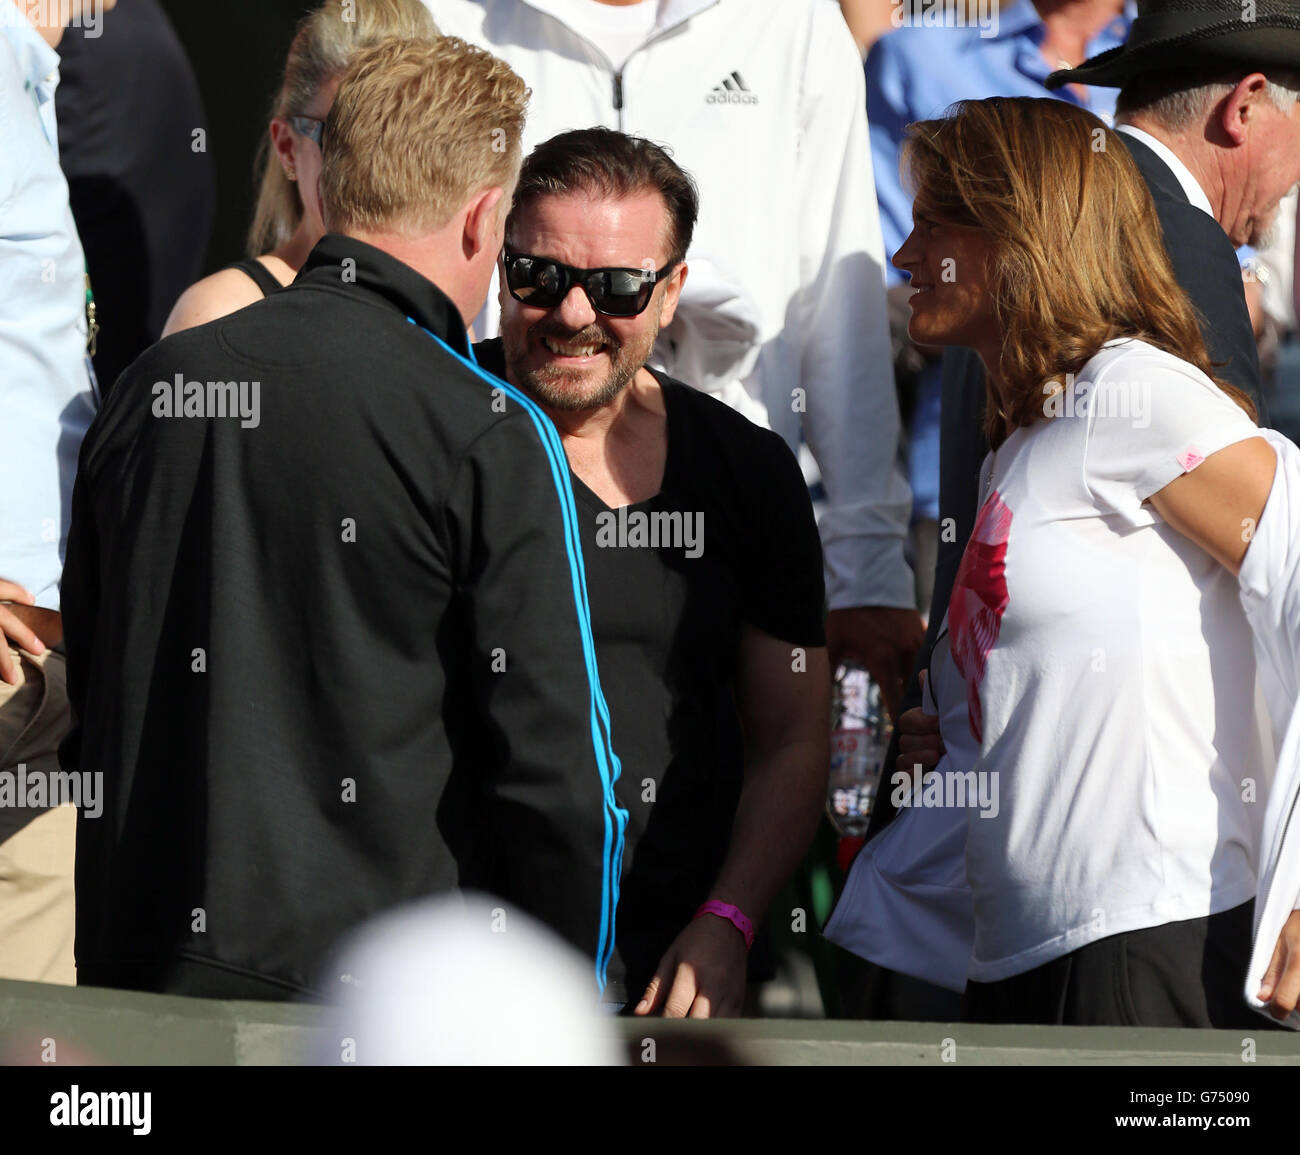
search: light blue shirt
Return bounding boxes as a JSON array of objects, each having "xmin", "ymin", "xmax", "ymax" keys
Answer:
[{"xmin": 0, "ymin": 15, "xmax": 96, "ymax": 611}]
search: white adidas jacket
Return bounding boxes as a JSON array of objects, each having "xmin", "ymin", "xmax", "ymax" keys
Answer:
[{"xmin": 424, "ymin": 0, "xmax": 914, "ymax": 610}]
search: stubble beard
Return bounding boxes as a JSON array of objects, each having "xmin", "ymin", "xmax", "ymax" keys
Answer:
[{"xmin": 505, "ymin": 321, "xmax": 659, "ymax": 413}]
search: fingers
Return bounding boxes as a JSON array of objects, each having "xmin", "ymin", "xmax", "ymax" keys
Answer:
[
  {"xmin": 661, "ymin": 964, "xmax": 697, "ymax": 1019},
  {"xmin": 898, "ymin": 730, "xmax": 943, "ymax": 755},
  {"xmin": 0, "ymin": 579, "xmax": 42, "ymax": 688},
  {"xmin": 1263, "ymin": 916, "xmax": 1300, "ymax": 1019},
  {"xmin": 1258, "ymin": 935, "xmax": 1285, "ymax": 1003},
  {"xmin": 0, "ymin": 608, "xmax": 44, "ymax": 656},
  {"xmin": 0, "ymin": 606, "xmax": 44, "ymax": 686},
  {"xmin": 897, "ymin": 752, "xmax": 942, "ymax": 778},
  {"xmin": 687, "ymin": 993, "xmax": 712, "ymax": 1019},
  {"xmin": 897, "ymin": 706, "xmax": 941, "ymax": 735},
  {"xmin": 0, "ymin": 581, "xmax": 36, "ymax": 604},
  {"xmin": 636, "ymin": 962, "xmax": 742, "ymax": 1019},
  {"xmin": 897, "ymin": 705, "xmax": 945, "ymax": 774},
  {"xmin": 634, "ymin": 971, "xmax": 665, "ymax": 1016}
]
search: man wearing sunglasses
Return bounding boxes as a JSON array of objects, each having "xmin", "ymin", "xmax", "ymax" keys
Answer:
[{"xmin": 476, "ymin": 128, "xmax": 831, "ymax": 1017}]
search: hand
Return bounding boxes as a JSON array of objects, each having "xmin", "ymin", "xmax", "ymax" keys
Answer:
[
  {"xmin": 825, "ymin": 605, "xmax": 925, "ymax": 721},
  {"xmin": 1258, "ymin": 909, "xmax": 1300, "ymax": 1020},
  {"xmin": 895, "ymin": 685, "xmax": 944, "ymax": 775},
  {"xmin": 634, "ymin": 912, "xmax": 749, "ymax": 1019},
  {"xmin": 0, "ymin": 580, "xmax": 46, "ymax": 686}
]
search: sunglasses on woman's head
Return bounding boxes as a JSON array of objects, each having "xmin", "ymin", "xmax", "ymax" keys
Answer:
[
  {"xmin": 502, "ymin": 249, "xmax": 675, "ymax": 317},
  {"xmin": 290, "ymin": 116, "xmax": 324, "ymax": 147}
]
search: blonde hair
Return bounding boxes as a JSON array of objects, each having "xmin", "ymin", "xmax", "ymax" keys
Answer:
[
  {"xmin": 247, "ymin": 0, "xmax": 438, "ymax": 256},
  {"xmin": 901, "ymin": 97, "xmax": 1257, "ymax": 448},
  {"xmin": 320, "ymin": 36, "xmax": 529, "ymax": 236}
]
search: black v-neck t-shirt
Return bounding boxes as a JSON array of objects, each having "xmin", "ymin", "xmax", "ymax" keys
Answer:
[{"xmin": 476, "ymin": 340, "xmax": 826, "ymax": 998}]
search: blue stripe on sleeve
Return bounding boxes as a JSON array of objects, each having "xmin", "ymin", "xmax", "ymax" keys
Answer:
[{"xmin": 409, "ymin": 320, "xmax": 629, "ymax": 994}]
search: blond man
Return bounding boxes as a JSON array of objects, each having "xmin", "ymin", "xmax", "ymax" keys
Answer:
[{"xmin": 60, "ymin": 36, "xmax": 627, "ymax": 1001}]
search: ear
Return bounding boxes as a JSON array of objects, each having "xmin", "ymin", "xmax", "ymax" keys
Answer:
[
  {"xmin": 1219, "ymin": 72, "xmax": 1270, "ymax": 146},
  {"xmin": 463, "ymin": 186, "xmax": 507, "ymax": 262},
  {"xmin": 269, "ymin": 117, "xmax": 296, "ymax": 175},
  {"xmin": 657, "ymin": 260, "xmax": 688, "ymax": 329}
]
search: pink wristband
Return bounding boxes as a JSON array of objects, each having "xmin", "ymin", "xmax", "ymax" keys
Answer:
[{"xmin": 694, "ymin": 900, "xmax": 755, "ymax": 950}]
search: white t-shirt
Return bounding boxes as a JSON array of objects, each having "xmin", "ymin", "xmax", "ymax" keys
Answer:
[
  {"xmin": 551, "ymin": 0, "xmax": 659, "ymax": 71},
  {"xmin": 938, "ymin": 338, "xmax": 1270, "ymax": 982}
]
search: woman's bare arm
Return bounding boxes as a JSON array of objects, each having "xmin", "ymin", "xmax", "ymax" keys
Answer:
[{"xmin": 1146, "ymin": 435, "xmax": 1277, "ymax": 575}]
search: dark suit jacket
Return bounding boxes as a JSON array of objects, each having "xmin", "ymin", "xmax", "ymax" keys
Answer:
[{"xmin": 863, "ymin": 130, "xmax": 1264, "ymax": 842}]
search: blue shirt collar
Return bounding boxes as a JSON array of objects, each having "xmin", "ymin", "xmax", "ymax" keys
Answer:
[{"xmin": 2, "ymin": 12, "xmax": 60, "ymax": 106}]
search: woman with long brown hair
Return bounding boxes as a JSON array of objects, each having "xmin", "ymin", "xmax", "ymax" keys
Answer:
[
  {"xmin": 836, "ymin": 95, "xmax": 1297, "ymax": 1027},
  {"xmin": 162, "ymin": 0, "xmax": 437, "ymax": 336}
]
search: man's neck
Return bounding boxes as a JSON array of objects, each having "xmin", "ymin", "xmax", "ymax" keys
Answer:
[
  {"xmin": 346, "ymin": 226, "xmax": 484, "ymax": 329},
  {"xmin": 1116, "ymin": 114, "xmax": 1230, "ymax": 232},
  {"xmin": 506, "ymin": 364, "xmax": 669, "ymax": 507}
]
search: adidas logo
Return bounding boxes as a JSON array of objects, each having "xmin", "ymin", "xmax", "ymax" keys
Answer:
[{"xmin": 705, "ymin": 70, "xmax": 758, "ymax": 105}]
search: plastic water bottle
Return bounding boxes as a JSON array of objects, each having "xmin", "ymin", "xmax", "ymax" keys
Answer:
[{"xmin": 826, "ymin": 661, "xmax": 891, "ymax": 837}]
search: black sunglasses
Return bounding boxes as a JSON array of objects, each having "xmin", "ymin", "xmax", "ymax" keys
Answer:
[{"xmin": 502, "ymin": 249, "xmax": 675, "ymax": 317}]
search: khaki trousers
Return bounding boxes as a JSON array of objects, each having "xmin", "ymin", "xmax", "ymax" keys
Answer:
[{"xmin": 0, "ymin": 648, "xmax": 75, "ymax": 985}]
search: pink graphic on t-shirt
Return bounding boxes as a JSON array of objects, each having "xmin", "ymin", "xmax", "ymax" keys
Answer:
[
  {"xmin": 949, "ymin": 491, "xmax": 1013, "ymax": 744},
  {"xmin": 1176, "ymin": 446, "xmax": 1205, "ymax": 472}
]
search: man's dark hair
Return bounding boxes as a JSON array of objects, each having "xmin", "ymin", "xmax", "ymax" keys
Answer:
[{"xmin": 509, "ymin": 127, "xmax": 700, "ymax": 265}]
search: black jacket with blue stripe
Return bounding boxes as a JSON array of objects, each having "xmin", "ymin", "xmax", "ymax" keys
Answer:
[{"xmin": 60, "ymin": 235, "xmax": 626, "ymax": 1000}]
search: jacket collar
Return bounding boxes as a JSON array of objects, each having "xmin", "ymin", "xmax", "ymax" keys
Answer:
[
  {"xmin": 1115, "ymin": 125, "xmax": 1213, "ymax": 219},
  {"xmin": 297, "ymin": 235, "xmax": 472, "ymax": 356}
]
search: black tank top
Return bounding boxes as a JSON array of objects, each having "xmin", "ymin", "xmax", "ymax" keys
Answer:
[{"xmin": 227, "ymin": 257, "xmax": 283, "ymax": 298}]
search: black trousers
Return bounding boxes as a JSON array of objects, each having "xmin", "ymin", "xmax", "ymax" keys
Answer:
[{"xmin": 963, "ymin": 900, "xmax": 1273, "ymax": 1029}]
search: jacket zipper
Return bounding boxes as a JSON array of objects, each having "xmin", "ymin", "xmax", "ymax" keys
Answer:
[{"xmin": 550, "ymin": 16, "xmax": 697, "ymax": 133}]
